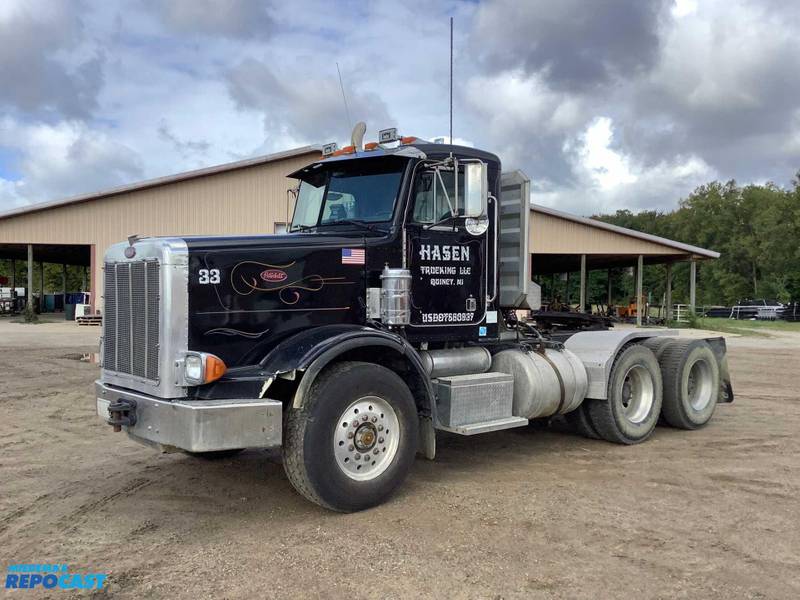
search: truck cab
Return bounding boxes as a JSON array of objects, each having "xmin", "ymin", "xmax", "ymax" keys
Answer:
[{"xmin": 96, "ymin": 129, "xmax": 733, "ymax": 512}]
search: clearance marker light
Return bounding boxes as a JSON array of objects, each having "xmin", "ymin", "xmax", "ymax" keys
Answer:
[
  {"xmin": 378, "ymin": 127, "xmax": 398, "ymax": 143},
  {"xmin": 321, "ymin": 142, "xmax": 338, "ymax": 157}
]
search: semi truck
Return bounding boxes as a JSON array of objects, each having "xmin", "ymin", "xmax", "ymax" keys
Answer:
[{"xmin": 96, "ymin": 126, "xmax": 734, "ymax": 512}]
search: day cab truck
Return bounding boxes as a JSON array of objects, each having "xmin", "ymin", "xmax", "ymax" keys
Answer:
[{"xmin": 96, "ymin": 126, "xmax": 733, "ymax": 512}]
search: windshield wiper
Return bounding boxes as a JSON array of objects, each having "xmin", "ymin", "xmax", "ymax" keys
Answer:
[
  {"xmin": 289, "ymin": 224, "xmax": 317, "ymax": 232},
  {"xmin": 319, "ymin": 219, "xmax": 377, "ymax": 232}
]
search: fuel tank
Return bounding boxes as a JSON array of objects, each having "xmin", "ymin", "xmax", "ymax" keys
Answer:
[{"xmin": 490, "ymin": 348, "xmax": 588, "ymax": 419}]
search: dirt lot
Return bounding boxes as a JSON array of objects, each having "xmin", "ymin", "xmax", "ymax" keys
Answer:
[{"xmin": 1, "ymin": 318, "xmax": 798, "ymax": 599}]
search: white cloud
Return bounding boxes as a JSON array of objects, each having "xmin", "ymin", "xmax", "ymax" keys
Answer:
[
  {"xmin": 535, "ymin": 117, "xmax": 715, "ymax": 215},
  {"xmin": 465, "ymin": 71, "xmax": 585, "ymax": 136},
  {"xmin": 0, "ymin": 118, "xmax": 142, "ymax": 205},
  {"xmin": 671, "ymin": 0, "xmax": 698, "ymax": 18},
  {"xmin": 572, "ymin": 117, "xmax": 636, "ymax": 190}
]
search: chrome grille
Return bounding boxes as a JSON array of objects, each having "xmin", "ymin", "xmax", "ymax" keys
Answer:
[{"xmin": 103, "ymin": 260, "xmax": 160, "ymax": 381}]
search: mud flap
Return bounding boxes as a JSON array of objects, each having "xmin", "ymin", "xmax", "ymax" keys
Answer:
[
  {"xmin": 704, "ymin": 336, "xmax": 734, "ymax": 403},
  {"xmin": 717, "ymin": 356, "xmax": 734, "ymax": 403},
  {"xmin": 417, "ymin": 416, "xmax": 436, "ymax": 460}
]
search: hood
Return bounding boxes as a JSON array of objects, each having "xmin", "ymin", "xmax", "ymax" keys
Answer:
[{"xmin": 184, "ymin": 232, "xmax": 368, "ymax": 368}]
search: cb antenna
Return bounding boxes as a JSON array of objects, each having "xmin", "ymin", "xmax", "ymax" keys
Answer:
[
  {"xmin": 336, "ymin": 62, "xmax": 353, "ymax": 132},
  {"xmin": 449, "ymin": 16, "xmax": 453, "ymax": 144}
]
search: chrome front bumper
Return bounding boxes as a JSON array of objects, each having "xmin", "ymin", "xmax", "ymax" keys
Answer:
[{"xmin": 95, "ymin": 380, "xmax": 282, "ymax": 452}]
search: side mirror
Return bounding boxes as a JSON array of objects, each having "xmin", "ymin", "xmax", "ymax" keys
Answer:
[{"xmin": 463, "ymin": 162, "xmax": 488, "ymax": 217}]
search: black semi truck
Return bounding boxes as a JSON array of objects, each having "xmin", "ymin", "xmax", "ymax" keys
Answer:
[{"xmin": 96, "ymin": 127, "xmax": 733, "ymax": 512}]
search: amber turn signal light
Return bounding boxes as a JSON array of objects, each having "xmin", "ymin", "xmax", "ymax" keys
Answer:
[{"xmin": 204, "ymin": 355, "xmax": 227, "ymax": 383}]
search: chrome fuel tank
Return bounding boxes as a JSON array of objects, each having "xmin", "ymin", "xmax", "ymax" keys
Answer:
[{"xmin": 490, "ymin": 348, "xmax": 588, "ymax": 419}]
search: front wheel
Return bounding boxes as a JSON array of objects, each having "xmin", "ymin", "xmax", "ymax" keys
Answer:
[{"xmin": 283, "ymin": 361, "xmax": 419, "ymax": 512}]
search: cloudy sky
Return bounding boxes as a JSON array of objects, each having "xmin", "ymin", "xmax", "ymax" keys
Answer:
[{"xmin": 1, "ymin": 0, "xmax": 799, "ymax": 216}]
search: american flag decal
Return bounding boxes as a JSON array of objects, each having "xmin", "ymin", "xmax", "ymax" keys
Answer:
[{"xmin": 341, "ymin": 248, "xmax": 365, "ymax": 265}]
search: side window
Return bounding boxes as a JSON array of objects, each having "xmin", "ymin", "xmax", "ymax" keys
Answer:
[
  {"xmin": 412, "ymin": 168, "xmax": 465, "ymax": 224},
  {"xmin": 292, "ymin": 180, "xmax": 325, "ymax": 230}
]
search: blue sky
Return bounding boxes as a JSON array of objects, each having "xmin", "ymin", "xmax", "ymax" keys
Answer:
[{"xmin": 1, "ymin": 0, "xmax": 799, "ymax": 216}]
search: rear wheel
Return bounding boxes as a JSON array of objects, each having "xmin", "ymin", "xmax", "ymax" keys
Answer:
[
  {"xmin": 283, "ymin": 361, "xmax": 418, "ymax": 512},
  {"xmin": 564, "ymin": 402, "xmax": 600, "ymax": 439},
  {"xmin": 641, "ymin": 336, "xmax": 675, "ymax": 360},
  {"xmin": 587, "ymin": 344, "xmax": 663, "ymax": 444},
  {"xmin": 658, "ymin": 340, "xmax": 719, "ymax": 429}
]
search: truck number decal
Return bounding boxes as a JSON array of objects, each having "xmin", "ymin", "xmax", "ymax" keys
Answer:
[
  {"xmin": 198, "ymin": 268, "xmax": 221, "ymax": 284},
  {"xmin": 421, "ymin": 312, "xmax": 473, "ymax": 323}
]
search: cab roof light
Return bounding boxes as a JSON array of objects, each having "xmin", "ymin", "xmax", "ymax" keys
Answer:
[
  {"xmin": 378, "ymin": 127, "xmax": 398, "ymax": 143},
  {"xmin": 364, "ymin": 142, "xmax": 379, "ymax": 151},
  {"xmin": 400, "ymin": 136, "xmax": 417, "ymax": 145},
  {"xmin": 331, "ymin": 145, "xmax": 356, "ymax": 157},
  {"xmin": 321, "ymin": 142, "xmax": 338, "ymax": 157}
]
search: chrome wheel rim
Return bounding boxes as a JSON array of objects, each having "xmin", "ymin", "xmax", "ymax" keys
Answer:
[
  {"xmin": 687, "ymin": 359, "xmax": 714, "ymax": 411},
  {"xmin": 333, "ymin": 395, "xmax": 400, "ymax": 481},
  {"xmin": 620, "ymin": 365, "xmax": 655, "ymax": 424}
]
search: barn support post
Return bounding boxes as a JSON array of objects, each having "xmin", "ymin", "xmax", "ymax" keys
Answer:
[
  {"xmin": 665, "ymin": 263, "xmax": 673, "ymax": 323},
  {"xmin": 62, "ymin": 264, "xmax": 68, "ymax": 311},
  {"xmin": 40, "ymin": 261, "xmax": 45, "ymax": 312},
  {"xmin": 579, "ymin": 254, "xmax": 587, "ymax": 313},
  {"xmin": 89, "ymin": 245, "xmax": 97, "ymax": 314},
  {"xmin": 11, "ymin": 259, "xmax": 16, "ymax": 289},
  {"xmin": 27, "ymin": 245, "xmax": 33, "ymax": 309},
  {"xmin": 689, "ymin": 259, "xmax": 697, "ymax": 316},
  {"xmin": 606, "ymin": 268, "xmax": 612, "ymax": 310},
  {"xmin": 565, "ymin": 272, "xmax": 571, "ymax": 305},
  {"xmin": 636, "ymin": 254, "xmax": 644, "ymax": 327}
]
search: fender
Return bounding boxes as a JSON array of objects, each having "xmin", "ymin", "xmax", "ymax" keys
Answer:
[
  {"xmin": 257, "ymin": 324, "xmax": 435, "ymax": 410},
  {"xmin": 564, "ymin": 329, "xmax": 678, "ymax": 399}
]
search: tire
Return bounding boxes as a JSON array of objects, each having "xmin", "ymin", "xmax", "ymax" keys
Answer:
[
  {"xmin": 587, "ymin": 344, "xmax": 663, "ymax": 444},
  {"xmin": 658, "ymin": 340, "xmax": 719, "ymax": 429},
  {"xmin": 641, "ymin": 336, "xmax": 675, "ymax": 360},
  {"xmin": 283, "ymin": 361, "xmax": 419, "ymax": 512},
  {"xmin": 186, "ymin": 449, "xmax": 244, "ymax": 460},
  {"xmin": 563, "ymin": 402, "xmax": 601, "ymax": 439},
  {"xmin": 641, "ymin": 337, "xmax": 677, "ymax": 426}
]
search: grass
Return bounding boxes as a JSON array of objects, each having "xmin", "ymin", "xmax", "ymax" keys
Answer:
[{"xmin": 673, "ymin": 317, "xmax": 800, "ymax": 336}]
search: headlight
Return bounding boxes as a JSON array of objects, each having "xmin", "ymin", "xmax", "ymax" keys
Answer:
[
  {"xmin": 183, "ymin": 353, "xmax": 226, "ymax": 385},
  {"xmin": 184, "ymin": 354, "xmax": 204, "ymax": 383}
]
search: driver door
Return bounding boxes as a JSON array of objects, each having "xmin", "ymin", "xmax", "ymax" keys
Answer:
[{"xmin": 406, "ymin": 165, "xmax": 489, "ymax": 336}]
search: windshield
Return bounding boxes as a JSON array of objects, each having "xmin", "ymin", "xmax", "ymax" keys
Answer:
[{"xmin": 290, "ymin": 158, "xmax": 406, "ymax": 231}]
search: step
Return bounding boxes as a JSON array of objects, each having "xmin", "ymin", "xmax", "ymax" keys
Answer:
[{"xmin": 436, "ymin": 416, "xmax": 528, "ymax": 436}]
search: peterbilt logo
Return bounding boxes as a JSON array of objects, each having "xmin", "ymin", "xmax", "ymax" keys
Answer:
[{"xmin": 260, "ymin": 269, "xmax": 288, "ymax": 282}]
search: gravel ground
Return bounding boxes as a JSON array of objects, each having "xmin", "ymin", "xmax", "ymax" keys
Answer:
[{"xmin": 0, "ymin": 318, "xmax": 798, "ymax": 599}]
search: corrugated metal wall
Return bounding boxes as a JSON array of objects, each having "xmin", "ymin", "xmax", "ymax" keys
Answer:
[
  {"xmin": 0, "ymin": 152, "xmax": 318, "ymax": 309},
  {"xmin": 529, "ymin": 210, "xmax": 684, "ymax": 256}
]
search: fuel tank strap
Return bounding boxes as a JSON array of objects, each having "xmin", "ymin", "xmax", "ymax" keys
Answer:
[{"xmin": 536, "ymin": 350, "xmax": 567, "ymax": 415}]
